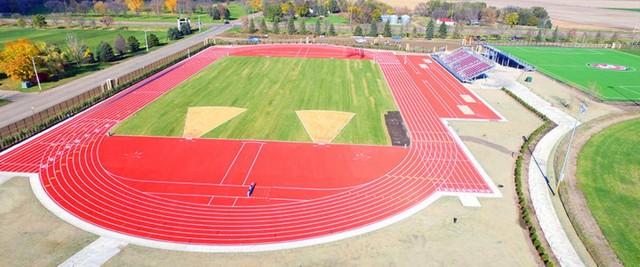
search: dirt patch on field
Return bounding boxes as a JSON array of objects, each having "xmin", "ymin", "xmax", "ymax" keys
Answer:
[
  {"xmin": 296, "ymin": 110, "xmax": 354, "ymax": 144},
  {"xmin": 0, "ymin": 177, "xmax": 97, "ymax": 266},
  {"xmin": 384, "ymin": 111, "xmax": 410, "ymax": 146},
  {"xmin": 183, "ymin": 107, "xmax": 246, "ymax": 138}
]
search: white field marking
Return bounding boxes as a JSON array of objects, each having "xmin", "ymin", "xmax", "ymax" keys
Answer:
[
  {"xmin": 207, "ymin": 196, "xmax": 215, "ymax": 206},
  {"xmin": 219, "ymin": 143, "xmax": 246, "ymax": 185},
  {"xmin": 241, "ymin": 143, "xmax": 264, "ymax": 186},
  {"xmin": 422, "ymin": 58, "xmax": 432, "ymax": 63},
  {"xmin": 458, "ymin": 195, "xmax": 481, "ymax": 207},
  {"xmin": 58, "ymin": 236, "xmax": 128, "ymax": 267},
  {"xmin": 460, "ymin": 94, "xmax": 476, "ymax": 103},
  {"xmin": 457, "ymin": 105, "xmax": 475, "ymax": 115},
  {"xmin": 419, "ymin": 64, "xmax": 428, "ymax": 69}
]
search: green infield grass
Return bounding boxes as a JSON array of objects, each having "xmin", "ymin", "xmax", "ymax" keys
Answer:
[
  {"xmin": 496, "ymin": 46, "xmax": 640, "ymax": 101},
  {"xmin": 576, "ymin": 118, "xmax": 640, "ymax": 265},
  {"xmin": 605, "ymin": 8, "xmax": 640, "ymax": 12},
  {"xmin": 0, "ymin": 99, "xmax": 10, "ymax": 107},
  {"xmin": 114, "ymin": 56, "xmax": 398, "ymax": 145}
]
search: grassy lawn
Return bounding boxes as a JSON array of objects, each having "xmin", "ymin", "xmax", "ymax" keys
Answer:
[
  {"xmin": 576, "ymin": 119, "xmax": 640, "ymax": 265},
  {"xmin": 621, "ymin": 49, "xmax": 640, "ymax": 57},
  {"xmin": 0, "ymin": 28, "xmax": 167, "ymax": 51},
  {"xmin": 496, "ymin": 46, "xmax": 640, "ymax": 101},
  {"xmin": 605, "ymin": 8, "xmax": 640, "ymax": 12},
  {"xmin": 114, "ymin": 56, "xmax": 398, "ymax": 145},
  {"xmin": 0, "ymin": 99, "xmax": 10, "ymax": 107}
]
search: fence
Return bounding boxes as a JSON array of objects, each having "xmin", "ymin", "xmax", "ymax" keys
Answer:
[{"xmin": 0, "ymin": 39, "xmax": 212, "ymax": 151}]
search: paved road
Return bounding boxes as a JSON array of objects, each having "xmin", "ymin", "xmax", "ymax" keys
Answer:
[{"xmin": 0, "ymin": 25, "xmax": 230, "ymax": 129}]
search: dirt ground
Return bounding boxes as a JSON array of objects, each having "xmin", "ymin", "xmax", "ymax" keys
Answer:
[
  {"xmin": 379, "ymin": 0, "xmax": 640, "ymax": 31},
  {"xmin": 0, "ymin": 177, "xmax": 97, "ymax": 266},
  {"xmin": 183, "ymin": 107, "xmax": 246, "ymax": 138},
  {"xmin": 296, "ymin": 110, "xmax": 354, "ymax": 143}
]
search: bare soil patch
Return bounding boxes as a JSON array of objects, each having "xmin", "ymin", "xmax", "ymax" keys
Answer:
[
  {"xmin": 183, "ymin": 107, "xmax": 246, "ymax": 138},
  {"xmin": 384, "ymin": 111, "xmax": 410, "ymax": 146},
  {"xmin": 0, "ymin": 177, "xmax": 97, "ymax": 266},
  {"xmin": 296, "ymin": 110, "xmax": 354, "ymax": 143}
]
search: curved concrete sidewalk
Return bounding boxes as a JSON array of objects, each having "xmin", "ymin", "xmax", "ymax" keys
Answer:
[{"xmin": 504, "ymin": 81, "xmax": 584, "ymax": 266}]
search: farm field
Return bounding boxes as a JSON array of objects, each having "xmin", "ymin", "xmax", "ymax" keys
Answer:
[
  {"xmin": 496, "ymin": 46, "xmax": 640, "ymax": 101},
  {"xmin": 114, "ymin": 55, "xmax": 398, "ymax": 145},
  {"xmin": 576, "ymin": 118, "xmax": 640, "ymax": 266}
]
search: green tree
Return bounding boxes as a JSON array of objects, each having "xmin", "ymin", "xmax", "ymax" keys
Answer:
[
  {"xmin": 594, "ymin": 31, "xmax": 603, "ymax": 43},
  {"xmin": 16, "ymin": 17, "xmax": 26, "ymax": 28},
  {"xmin": 272, "ymin": 18, "xmax": 280, "ymax": 34},
  {"xmin": 180, "ymin": 23, "xmax": 192, "ymax": 35},
  {"xmin": 551, "ymin": 26, "xmax": 559, "ymax": 42},
  {"xmin": 300, "ymin": 19, "xmax": 307, "ymax": 34},
  {"xmin": 260, "ymin": 19, "xmax": 268, "ymax": 34},
  {"xmin": 248, "ymin": 18, "xmax": 256, "ymax": 33},
  {"xmin": 36, "ymin": 42, "xmax": 67, "ymax": 79},
  {"xmin": 328, "ymin": 23, "xmax": 336, "ymax": 36},
  {"xmin": 353, "ymin": 25, "xmax": 363, "ymax": 36},
  {"xmin": 167, "ymin": 27, "xmax": 181, "ymax": 40},
  {"xmin": 148, "ymin": 33, "xmax": 160, "ymax": 47},
  {"xmin": 504, "ymin": 12, "xmax": 519, "ymax": 27},
  {"xmin": 33, "ymin": 14, "xmax": 47, "ymax": 28},
  {"xmin": 545, "ymin": 20, "xmax": 552, "ymax": 29},
  {"xmin": 95, "ymin": 41, "xmax": 115, "ymax": 62},
  {"xmin": 425, "ymin": 19, "xmax": 435, "ymax": 40},
  {"xmin": 438, "ymin": 21, "xmax": 447, "ymax": 39},
  {"xmin": 314, "ymin": 19, "xmax": 321, "ymax": 35},
  {"xmin": 412, "ymin": 26, "xmax": 418, "ymax": 38},
  {"xmin": 211, "ymin": 6, "xmax": 220, "ymax": 20},
  {"xmin": 610, "ymin": 32, "xmax": 619, "ymax": 43},
  {"xmin": 369, "ymin": 22, "xmax": 378, "ymax": 37},
  {"xmin": 452, "ymin": 22, "xmax": 463, "ymax": 39},
  {"xmin": 127, "ymin": 36, "xmax": 140, "ymax": 52},
  {"xmin": 287, "ymin": 18, "xmax": 296, "ymax": 34},
  {"xmin": 383, "ymin": 20, "xmax": 392, "ymax": 37},
  {"xmin": 535, "ymin": 28, "xmax": 543, "ymax": 42}
]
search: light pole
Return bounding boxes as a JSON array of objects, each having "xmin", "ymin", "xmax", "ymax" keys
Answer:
[
  {"xmin": 31, "ymin": 56, "xmax": 42, "ymax": 91},
  {"xmin": 556, "ymin": 102, "xmax": 587, "ymax": 192},
  {"xmin": 198, "ymin": 15, "xmax": 201, "ymax": 32},
  {"xmin": 144, "ymin": 29, "xmax": 149, "ymax": 52}
]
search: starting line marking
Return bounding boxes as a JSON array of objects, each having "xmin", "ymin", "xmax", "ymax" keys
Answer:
[
  {"xmin": 457, "ymin": 105, "xmax": 475, "ymax": 115},
  {"xmin": 460, "ymin": 94, "xmax": 476, "ymax": 103}
]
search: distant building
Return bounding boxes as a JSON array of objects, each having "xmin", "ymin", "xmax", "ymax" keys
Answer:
[
  {"xmin": 400, "ymin": 15, "xmax": 411, "ymax": 25},
  {"xmin": 389, "ymin": 15, "xmax": 399, "ymax": 25},
  {"xmin": 436, "ymin": 18, "xmax": 455, "ymax": 26}
]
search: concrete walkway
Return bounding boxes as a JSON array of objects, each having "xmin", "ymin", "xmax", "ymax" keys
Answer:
[
  {"xmin": 0, "ymin": 25, "xmax": 230, "ymax": 129},
  {"xmin": 58, "ymin": 237, "xmax": 128, "ymax": 267},
  {"xmin": 503, "ymin": 77, "xmax": 584, "ymax": 266}
]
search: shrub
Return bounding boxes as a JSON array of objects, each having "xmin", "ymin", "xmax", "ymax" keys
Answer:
[{"xmin": 167, "ymin": 27, "xmax": 181, "ymax": 40}]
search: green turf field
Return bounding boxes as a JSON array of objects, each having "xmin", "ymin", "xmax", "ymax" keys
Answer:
[
  {"xmin": 496, "ymin": 46, "xmax": 640, "ymax": 101},
  {"xmin": 114, "ymin": 56, "xmax": 398, "ymax": 145},
  {"xmin": 576, "ymin": 119, "xmax": 640, "ymax": 265}
]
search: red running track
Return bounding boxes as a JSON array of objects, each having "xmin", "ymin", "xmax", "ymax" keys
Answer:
[{"xmin": 0, "ymin": 44, "xmax": 502, "ymax": 249}]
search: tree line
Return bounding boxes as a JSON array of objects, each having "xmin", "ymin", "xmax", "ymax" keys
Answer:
[{"xmin": 0, "ymin": 33, "xmax": 160, "ymax": 85}]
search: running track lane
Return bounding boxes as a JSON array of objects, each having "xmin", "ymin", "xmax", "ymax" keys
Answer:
[{"xmin": 0, "ymin": 44, "xmax": 501, "ymax": 247}]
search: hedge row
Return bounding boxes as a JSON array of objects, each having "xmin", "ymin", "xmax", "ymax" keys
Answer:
[
  {"xmin": 502, "ymin": 88, "xmax": 555, "ymax": 266},
  {"xmin": 1, "ymin": 43, "xmax": 212, "ymax": 151}
]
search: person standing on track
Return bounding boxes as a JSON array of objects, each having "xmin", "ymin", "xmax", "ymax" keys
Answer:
[{"xmin": 247, "ymin": 182, "xmax": 256, "ymax": 197}]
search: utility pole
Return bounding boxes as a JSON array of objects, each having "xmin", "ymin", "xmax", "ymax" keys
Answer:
[
  {"xmin": 31, "ymin": 56, "xmax": 42, "ymax": 91},
  {"xmin": 556, "ymin": 102, "xmax": 587, "ymax": 192},
  {"xmin": 144, "ymin": 29, "xmax": 149, "ymax": 52}
]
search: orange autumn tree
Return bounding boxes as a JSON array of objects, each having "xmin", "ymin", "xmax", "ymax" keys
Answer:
[
  {"xmin": 165, "ymin": 0, "xmax": 177, "ymax": 13},
  {"xmin": 125, "ymin": 0, "xmax": 144, "ymax": 14},
  {"xmin": 0, "ymin": 39, "xmax": 40, "ymax": 82}
]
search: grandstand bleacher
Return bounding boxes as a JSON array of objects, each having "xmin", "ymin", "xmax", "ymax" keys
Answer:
[
  {"xmin": 483, "ymin": 44, "xmax": 536, "ymax": 71},
  {"xmin": 432, "ymin": 48, "xmax": 495, "ymax": 83}
]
